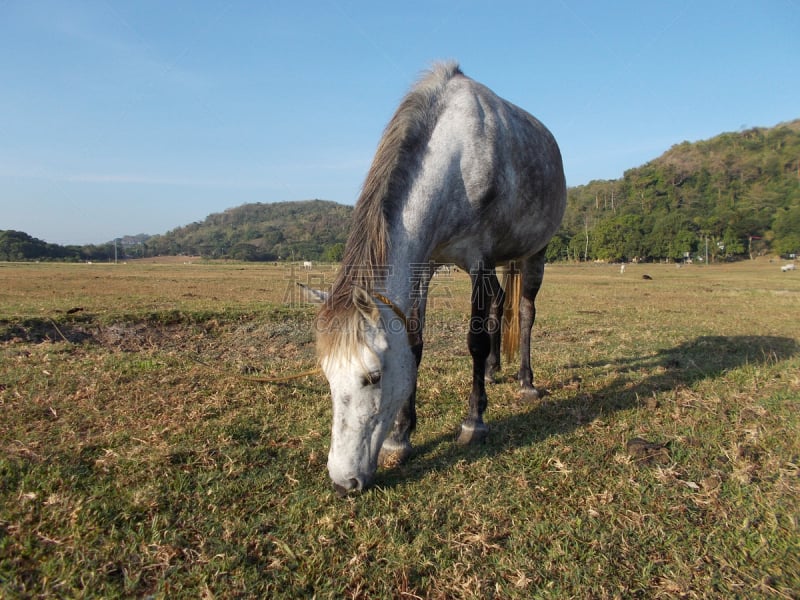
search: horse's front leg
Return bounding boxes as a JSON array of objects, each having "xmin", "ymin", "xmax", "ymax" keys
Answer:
[
  {"xmin": 457, "ymin": 265, "xmax": 498, "ymax": 445},
  {"xmin": 378, "ymin": 339, "xmax": 421, "ymax": 467},
  {"xmin": 379, "ymin": 280, "xmax": 429, "ymax": 469}
]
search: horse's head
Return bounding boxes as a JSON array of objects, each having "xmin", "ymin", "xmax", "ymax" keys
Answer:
[{"xmin": 317, "ymin": 286, "xmax": 416, "ymax": 495}]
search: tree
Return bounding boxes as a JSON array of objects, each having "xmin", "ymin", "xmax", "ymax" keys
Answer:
[
  {"xmin": 545, "ymin": 234, "xmax": 569, "ymax": 262},
  {"xmin": 323, "ymin": 242, "xmax": 345, "ymax": 263},
  {"xmin": 721, "ymin": 227, "xmax": 746, "ymax": 258},
  {"xmin": 772, "ymin": 206, "xmax": 800, "ymax": 256},
  {"xmin": 230, "ymin": 242, "xmax": 258, "ymax": 261},
  {"xmin": 645, "ymin": 213, "xmax": 697, "ymax": 261},
  {"xmin": 591, "ymin": 214, "xmax": 647, "ymax": 262}
]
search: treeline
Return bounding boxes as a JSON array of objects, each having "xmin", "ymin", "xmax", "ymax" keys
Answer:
[
  {"xmin": 0, "ymin": 230, "xmax": 121, "ymax": 262},
  {"xmin": 548, "ymin": 119, "xmax": 800, "ymax": 262}
]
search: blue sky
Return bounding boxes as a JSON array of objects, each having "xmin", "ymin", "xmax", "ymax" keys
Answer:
[{"xmin": 2, "ymin": 1, "xmax": 798, "ymax": 245}]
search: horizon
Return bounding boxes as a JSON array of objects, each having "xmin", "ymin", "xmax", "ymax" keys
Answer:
[
  {"xmin": 2, "ymin": 2, "xmax": 798, "ymax": 245},
  {"xmin": 6, "ymin": 113, "xmax": 799, "ymax": 249},
  {"xmin": 9, "ymin": 118, "xmax": 798, "ymax": 247}
]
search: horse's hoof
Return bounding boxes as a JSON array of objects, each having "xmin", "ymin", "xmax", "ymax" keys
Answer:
[
  {"xmin": 519, "ymin": 385, "xmax": 540, "ymax": 400},
  {"xmin": 456, "ymin": 421, "xmax": 489, "ymax": 445},
  {"xmin": 378, "ymin": 441, "xmax": 412, "ymax": 468}
]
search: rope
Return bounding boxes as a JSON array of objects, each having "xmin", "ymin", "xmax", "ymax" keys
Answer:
[
  {"xmin": 241, "ymin": 367, "xmax": 322, "ymax": 383},
  {"xmin": 189, "ymin": 352, "xmax": 321, "ymax": 385}
]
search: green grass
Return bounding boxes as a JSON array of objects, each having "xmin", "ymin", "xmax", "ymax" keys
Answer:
[{"xmin": 1, "ymin": 260, "xmax": 798, "ymax": 598}]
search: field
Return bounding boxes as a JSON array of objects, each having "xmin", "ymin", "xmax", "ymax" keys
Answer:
[{"xmin": 1, "ymin": 259, "xmax": 798, "ymax": 599}]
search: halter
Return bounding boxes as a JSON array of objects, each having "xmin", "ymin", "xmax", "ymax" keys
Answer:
[
  {"xmin": 372, "ymin": 292, "xmax": 409, "ymax": 329},
  {"xmin": 372, "ymin": 292, "xmax": 417, "ymax": 347}
]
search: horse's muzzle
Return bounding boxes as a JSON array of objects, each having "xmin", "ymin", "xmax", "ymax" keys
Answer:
[{"xmin": 332, "ymin": 476, "xmax": 367, "ymax": 497}]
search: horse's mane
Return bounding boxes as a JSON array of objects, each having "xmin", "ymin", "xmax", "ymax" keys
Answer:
[{"xmin": 318, "ymin": 62, "xmax": 462, "ymax": 358}]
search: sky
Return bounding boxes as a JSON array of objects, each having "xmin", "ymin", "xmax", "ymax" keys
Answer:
[{"xmin": 1, "ymin": 1, "xmax": 798, "ymax": 245}]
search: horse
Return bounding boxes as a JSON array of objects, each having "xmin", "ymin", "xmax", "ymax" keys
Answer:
[{"xmin": 316, "ymin": 62, "xmax": 566, "ymax": 496}]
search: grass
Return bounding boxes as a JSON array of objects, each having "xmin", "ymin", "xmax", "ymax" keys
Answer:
[{"xmin": 1, "ymin": 259, "xmax": 798, "ymax": 598}]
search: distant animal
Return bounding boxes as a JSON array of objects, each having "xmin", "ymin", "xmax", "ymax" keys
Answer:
[
  {"xmin": 642, "ymin": 274, "xmax": 653, "ymax": 280},
  {"xmin": 302, "ymin": 261, "xmax": 313, "ymax": 269},
  {"xmin": 314, "ymin": 62, "xmax": 566, "ymax": 495},
  {"xmin": 781, "ymin": 263, "xmax": 796, "ymax": 272},
  {"xmin": 620, "ymin": 264, "xmax": 626, "ymax": 274}
]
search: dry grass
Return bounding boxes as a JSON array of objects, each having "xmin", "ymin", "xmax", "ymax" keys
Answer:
[{"xmin": 1, "ymin": 259, "xmax": 798, "ymax": 598}]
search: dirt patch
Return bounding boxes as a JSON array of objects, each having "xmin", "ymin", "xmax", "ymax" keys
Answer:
[
  {"xmin": 0, "ymin": 310, "xmax": 317, "ymax": 362},
  {"xmin": 0, "ymin": 317, "xmax": 95, "ymax": 345}
]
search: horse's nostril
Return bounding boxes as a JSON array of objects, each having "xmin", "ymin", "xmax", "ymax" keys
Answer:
[{"xmin": 332, "ymin": 477, "xmax": 361, "ymax": 497}]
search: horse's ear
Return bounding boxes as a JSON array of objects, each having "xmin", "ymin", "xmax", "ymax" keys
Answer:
[
  {"xmin": 352, "ymin": 286, "xmax": 379, "ymax": 324},
  {"xmin": 296, "ymin": 282, "xmax": 328, "ymax": 303}
]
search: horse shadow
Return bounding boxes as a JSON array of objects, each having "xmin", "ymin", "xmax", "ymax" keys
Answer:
[{"xmin": 377, "ymin": 335, "xmax": 799, "ymax": 488}]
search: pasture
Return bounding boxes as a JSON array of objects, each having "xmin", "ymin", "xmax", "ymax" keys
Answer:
[{"xmin": 1, "ymin": 259, "xmax": 798, "ymax": 598}]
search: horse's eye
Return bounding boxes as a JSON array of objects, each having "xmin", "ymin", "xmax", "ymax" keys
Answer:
[{"xmin": 361, "ymin": 371, "xmax": 382, "ymax": 387}]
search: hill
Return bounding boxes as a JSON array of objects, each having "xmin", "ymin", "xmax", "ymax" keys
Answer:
[
  {"xmin": 132, "ymin": 200, "xmax": 352, "ymax": 262},
  {"xmin": 0, "ymin": 230, "xmax": 82, "ymax": 262},
  {"xmin": 0, "ymin": 200, "xmax": 353, "ymax": 263},
  {"xmin": 554, "ymin": 119, "xmax": 800, "ymax": 262},
  {"xmin": 0, "ymin": 230, "xmax": 126, "ymax": 263}
]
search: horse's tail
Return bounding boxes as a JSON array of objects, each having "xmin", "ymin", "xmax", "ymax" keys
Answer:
[{"xmin": 501, "ymin": 267, "xmax": 521, "ymax": 363}]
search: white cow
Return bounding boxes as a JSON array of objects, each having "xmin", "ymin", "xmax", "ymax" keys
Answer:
[{"xmin": 781, "ymin": 263, "xmax": 796, "ymax": 272}]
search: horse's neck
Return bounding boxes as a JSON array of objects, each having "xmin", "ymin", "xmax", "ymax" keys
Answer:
[
  {"xmin": 384, "ymin": 203, "xmax": 441, "ymax": 315},
  {"xmin": 383, "ymin": 244, "xmax": 422, "ymax": 316},
  {"xmin": 384, "ymin": 137, "xmax": 470, "ymax": 311}
]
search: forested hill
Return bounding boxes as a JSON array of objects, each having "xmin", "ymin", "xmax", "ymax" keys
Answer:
[
  {"xmin": 554, "ymin": 119, "xmax": 800, "ymax": 262},
  {"xmin": 2, "ymin": 120, "xmax": 799, "ymax": 263},
  {"xmin": 0, "ymin": 200, "xmax": 353, "ymax": 262},
  {"xmin": 141, "ymin": 200, "xmax": 353, "ymax": 261}
]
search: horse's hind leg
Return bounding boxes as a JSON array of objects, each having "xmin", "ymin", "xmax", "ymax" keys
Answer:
[
  {"xmin": 485, "ymin": 269, "xmax": 505, "ymax": 383},
  {"xmin": 518, "ymin": 249, "xmax": 547, "ymax": 398},
  {"xmin": 378, "ymin": 340, "xmax": 421, "ymax": 468}
]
